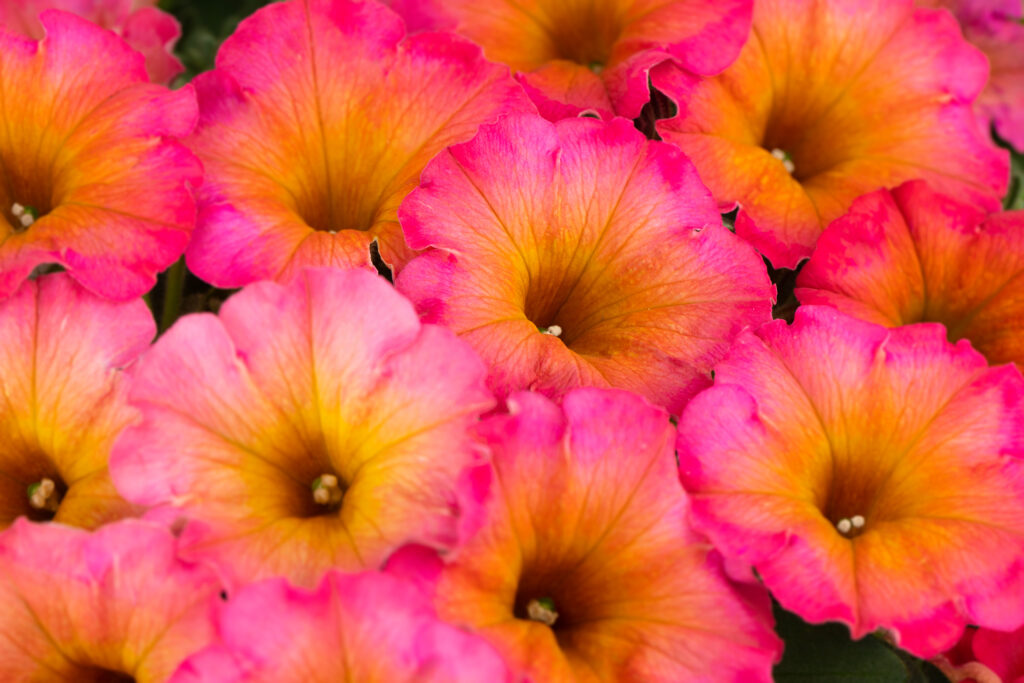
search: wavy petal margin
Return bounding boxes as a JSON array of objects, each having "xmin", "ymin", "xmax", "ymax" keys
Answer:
[
  {"xmin": 678, "ymin": 306, "xmax": 1024, "ymax": 657},
  {"xmin": 0, "ymin": 519, "xmax": 222, "ymax": 680},
  {"xmin": 397, "ymin": 114, "xmax": 773, "ymax": 414},
  {"xmin": 171, "ymin": 570, "xmax": 509, "ymax": 682},
  {"xmin": 111, "ymin": 268, "xmax": 495, "ymax": 587},
  {"xmin": 0, "ymin": 273, "xmax": 152, "ymax": 529},
  {"xmin": 654, "ymin": 0, "xmax": 1008, "ymax": 268},
  {"xmin": 390, "ymin": 0, "xmax": 752, "ymax": 119},
  {"xmin": 395, "ymin": 388, "xmax": 782, "ymax": 681},
  {"xmin": 186, "ymin": 0, "xmax": 532, "ymax": 286},
  {"xmin": 0, "ymin": 10, "xmax": 200, "ymax": 299},
  {"xmin": 797, "ymin": 181, "xmax": 1024, "ymax": 370}
]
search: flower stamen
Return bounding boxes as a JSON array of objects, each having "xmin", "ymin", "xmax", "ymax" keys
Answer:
[
  {"xmin": 836, "ymin": 515, "xmax": 866, "ymax": 536},
  {"xmin": 526, "ymin": 597, "xmax": 558, "ymax": 626},
  {"xmin": 540, "ymin": 325, "xmax": 562, "ymax": 337},
  {"xmin": 770, "ymin": 148, "xmax": 796, "ymax": 175},
  {"xmin": 311, "ymin": 474, "xmax": 343, "ymax": 507},
  {"xmin": 27, "ymin": 478, "xmax": 60, "ymax": 513},
  {"xmin": 10, "ymin": 203, "xmax": 36, "ymax": 229}
]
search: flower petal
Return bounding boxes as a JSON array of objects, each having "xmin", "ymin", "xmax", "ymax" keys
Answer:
[
  {"xmin": 422, "ymin": 387, "xmax": 781, "ymax": 680},
  {"xmin": 797, "ymin": 181, "xmax": 1024, "ymax": 370},
  {"xmin": 0, "ymin": 518, "xmax": 222, "ymax": 680},
  {"xmin": 654, "ymin": 0, "xmax": 1008, "ymax": 267},
  {"xmin": 678, "ymin": 306, "xmax": 1024, "ymax": 656},
  {"xmin": 185, "ymin": 0, "xmax": 531, "ymax": 285},
  {"xmin": 397, "ymin": 114, "xmax": 773, "ymax": 414},
  {"xmin": 111, "ymin": 267, "xmax": 495, "ymax": 586}
]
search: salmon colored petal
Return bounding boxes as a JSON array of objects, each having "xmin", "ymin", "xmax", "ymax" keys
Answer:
[
  {"xmin": 971, "ymin": 625, "xmax": 1024, "ymax": 682},
  {"xmin": 0, "ymin": 0, "xmax": 182, "ymax": 83},
  {"xmin": 0, "ymin": 10, "xmax": 199, "ymax": 300},
  {"xmin": 0, "ymin": 518, "xmax": 222, "ymax": 681},
  {"xmin": 397, "ymin": 114, "xmax": 773, "ymax": 414},
  {"xmin": 970, "ymin": 15, "xmax": 1024, "ymax": 151},
  {"xmin": 185, "ymin": 0, "xmax": 531, "ymax": 286},
  {"xmin": 654, "ymin": 0, "xmax": 1008, "ymax": 268},
  {"xmin": 0, "ymin": 273, "xmax": 152, "ymax": 529},
  {"xmin": 110, "ymin": 268, "xmax": 495, "ymax": 587},
  {"xmin": 171, "ymin": 571, "xmax": 509, "ymax": 682},
  {"xmin": 797, "ymin": 181, "xmax": 1024, "ymax": 370},
  {"xmin": 920, "ymin": 0, "xmax": 1024, "ymax": 150},
  {"xmin": 390, "ymin": 0, "xmax": 751, "ymax": 119},
  {"xmin": 412, "ymin": 388, "xmax": 781, "ymax": 681},
  {"xmin": 120, "ymin": 5, "xmax": 184, "ymax": 84},
  {"xmin": 677, "ymin": 306, "xmax": 1024, "ymax": 657}
]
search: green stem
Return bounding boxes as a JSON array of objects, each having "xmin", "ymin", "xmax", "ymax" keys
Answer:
[{"xmin": 160, "ymin": 258, "xmax": 186, "ymax": 332}]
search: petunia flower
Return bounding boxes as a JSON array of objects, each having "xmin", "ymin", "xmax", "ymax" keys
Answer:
[
  {"xmin": 395, "ymin": 388, "xmax": 782, "ymax": 681},
  {"xmin": 935, "ymin": 625, "xmax": 1022, "ymax": 683},
  {"xmin": 653, "ymin": 0, "xmax": 1008, "ymax": 269},
  {"xmin": 920, "ymin": 0, "xmax": 1024, "ymax": 150},
  {"xmin": 110, "ymin": 267, "xmax": 495, "ymax": 587},
  {"xmin": 0, "ymin": 273, "xmax": 152, "ymax": 529},
  {"xmin": 396, "ymin": 114, "xmax": 773, "ymax": 415},
  {"xmin": 796, "ymin": 181, "xmax": 1024, "ymax": 370},
  {"xmin": 0, "ymin": 518, "xmax": 222, "ymax": 681},
  {"xmin": 171, "ymin": 570, "xmax": 509, "ymax": 682},
  {"xmin": 0, "ymin": 9, "xmax": 201, "ymax": 300},
  {"xmin": 0, "ymin": 0, "xmax": 184, "ymax": 84},
  {"xmin": 387, "ymin": 0, "xmax": 752, "ymax": 120},
  {"xmin": 677, "ymin": 305, "xmax": 1024, "ymax": 657},
  {"xmin": 185, "ymin": 0, "xmax": 532, "ymax": 286}
]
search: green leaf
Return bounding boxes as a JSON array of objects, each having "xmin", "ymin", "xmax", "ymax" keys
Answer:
[
  {"xmin": 1005, "ymin": 149, "xmax": 1024, "ymax": 211},
  {"xmin": 773, "ymin": 605, "xmax": 940, "ymax": 682}
]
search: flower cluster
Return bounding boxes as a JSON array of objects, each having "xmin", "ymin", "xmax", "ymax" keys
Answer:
[{"xmin": 0, "ymin": 0, "xmax": 1020, "ymax": 679}]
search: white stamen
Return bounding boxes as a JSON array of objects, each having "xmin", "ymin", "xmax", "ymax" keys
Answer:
[
  {"xmin": 527, "ymin": 599, "xmax": 559, "ymax": 626},
  {"xmin": 542, "ymin": 325, "xmax": 562, "ymax": 337},
  {"xmin": 19, "ymin": 213, "xmax": 34, "ymax": 228},
  {"xmin": 28, "ymin": 477, "xmax": 58, "ymax": 511},
  {"xmin": 10, "ymin": 203, "xmax": 24, "ymax": 217},
  {"xmin": 851, "ymin": 515, "xmax": 866, "ymax": 529},
  {"xmin": 770, "ymin": 148, "xmax": 796, "ymax": 174},
  {"xmin": 836, "ymin": 518, "xmax": 852, "ymax": 534},
  {"xmin": 311, "ymin": 473, "xmax": 343, "ymax": 506}
]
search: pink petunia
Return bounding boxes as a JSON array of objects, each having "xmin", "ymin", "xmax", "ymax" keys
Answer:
[
  {"xmin": 920, "ymin": 0, "xmax": 1024, "ymax": 150},
  {"xmin": 678, "ymin": 306, "xmax": 1024, "ymax": 657},
  {"xmin": 171, "ymin": 570, "xmax": 509, "ymax": 682},
  {"xmin": 0, "ymin": 10, "xmax": 201, "ymax": 300},
  {"xmin": 796, "ymin": 181, "xmax": 1024, "ymax": 371},
  {"xmin": 387, "ymin": 0, "xmax": 752, "ymax": 120},
  {"xmin": 395, "ymin": 388, "xmax": 782, "ymax": 681},
  {"xmin": 654, "ymin": 0, "xmax": 1008, "ymax": 268},
  {"xmin": 0, "ymin": 518, "xmax": 223, "ymax": 681},
  {"xmin": 0, "ymin": 273, "xmax": 153, "ymax": 529},
  {"xmin": 397, "ymin": 114, "xmax": 773, "ymax": 414},
  {"xmin": 111, "ymin": 268, "xmax": 495, "ymax": 587},
  {"xmin": 185, "ymin": 0, "xmax": 532, "ymax": 285},
  {"xmin": 0, "ymin": 0, "xmax": 184, "ymax": 83}
]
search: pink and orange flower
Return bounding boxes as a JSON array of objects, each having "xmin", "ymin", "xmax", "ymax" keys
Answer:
[
  {"xmin": 0, "ymin": 518, "xmax": 222, "ymax": 681},
  {"xmin": 0, "ymin": 0, "xmax": 184, "ymax": 84},
  {"xmin": 796, "ymin": 181, "xmax": 1024, "ymax": 370},
  {"xmin": 653, "ymin": 0, "xmax": 1008, "ymax": 268},
  {"xmin": 172, "ymin": 570, "xmax": 509, "ymax": 681},
  {"xmin": 397, "ymin": 114, "xmax": 773, "ymax": 414},
  {"xmin": 185, "ymin": 0, "xmax": 532, "ymax": 286},
  {"xmin": 0, "ymin": 273, "xmax": 152, "ymax": 529},
  {"xmin": 111, "ymin": 268, "xmax": 495, "ymax": 587},
  {"xmin": 389, "ymin": 0, "xmax": 752, "ymax": 120},
  {"xmin": 677, "ymin": 305, "xmax": 1024, "ymax": 657},
  {"xmin": 921, "ymin": 0, "xmax": 1024, "ymax": 150},
  {"xmin": 398, "ymin": 388, "xmax": 782, "ymax": 681},
  {"xmin": 0, "ymin": 9, "xmax": 201, "ymax": 300}
]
